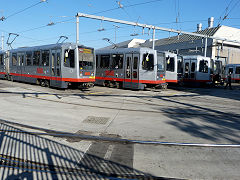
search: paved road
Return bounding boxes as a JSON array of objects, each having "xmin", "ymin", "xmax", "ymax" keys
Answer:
[{"xmin": 0, "ymin": 79, "xmax": 240, "ymax": 179}]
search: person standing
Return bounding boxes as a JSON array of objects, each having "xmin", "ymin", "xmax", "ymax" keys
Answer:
[{"xmin": 224, "ymin": 72, "xmax": 233, "ymax": 90}]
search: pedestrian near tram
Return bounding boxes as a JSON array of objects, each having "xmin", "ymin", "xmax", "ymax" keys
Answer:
[{"xmin": 224, "ymin": 72, "xmax": 233, "ymax": 90}]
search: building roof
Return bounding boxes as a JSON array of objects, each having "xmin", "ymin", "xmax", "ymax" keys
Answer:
[{"xmin": 141, "ymin": 26, "xmax": 221, "ymax": 48}]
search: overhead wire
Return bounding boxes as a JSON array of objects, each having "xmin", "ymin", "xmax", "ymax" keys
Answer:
[
  {"xmin": 217, "ymin": 0, "xmax": 240, "ymax": 26},
  {"xmin": 0, "ymin": 0, "xmax": 185, "ymax": 46},
  {"xmin": 2, "ymin": 0, "xmax": 47, "ymax": 21},
  {"xmin": 92, "ymin": 0, "xmax": 164, "ymax": 15},
  {"xmin": 4, "ymin": 0, "xmax": 238, "ymax": 48}
]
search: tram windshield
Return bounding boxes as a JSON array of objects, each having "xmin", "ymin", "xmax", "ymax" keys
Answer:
[
  {"xmin": 214, "ymin": 61, "xmax": 222, "ymax": 74},
  {"xmin": 157, "ymin": 53, "xmax": 164, "ymax": 71},
  {"xmin": 79, "ymin": 48, "xmax": 94, "ymax": 70}
]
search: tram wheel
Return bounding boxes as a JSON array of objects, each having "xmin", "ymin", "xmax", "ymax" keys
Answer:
[
  {"xmin": 36, "ymin": 79, "xmax": 40, "ymax": 85},
  {"xmin": 40, "ymin": 80, "xmax": 46, "ymax": 87},
  {"xmin": 45, "ymin": 80, "xmax": 50, "ymax": 87},
  {"xmin": 10, "ymin": 76, "xmax": 14, "ymax": 82},
  {"xmin": 116, "ymin": 82, "xmax": 122, "ymax": 89}
]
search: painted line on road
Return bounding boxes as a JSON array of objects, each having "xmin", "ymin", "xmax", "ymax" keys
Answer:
[{"xmin": 104, "ymin": 145, "xmax": 115, "ymax": 160}]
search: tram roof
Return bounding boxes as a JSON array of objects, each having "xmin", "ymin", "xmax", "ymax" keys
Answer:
[
  {"xmin": 9, "ymin": 42, "xmax": 91, "ymax": 52},
  {"xmin": 96, "ymin": 47, "xmax": 156, "ymax": 54}
]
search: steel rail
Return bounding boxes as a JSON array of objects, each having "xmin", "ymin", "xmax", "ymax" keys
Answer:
[{"xmin": 0, "ymin": 127, "xmax": 240, "ymax": 148}]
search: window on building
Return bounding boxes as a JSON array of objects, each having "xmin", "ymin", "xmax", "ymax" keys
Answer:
[
  {"xmin": 142, "ymin": 53, "xmax": 154, "ymax": 71},
  {"xmin": 33, "ymin": 51, "xmax": 40, "ymax": 66},
  {"xmin": 12, "ymin": 53, "xmax": 17, "ymax": 66},
  {"xmin": 111, "ymin": 54, "xmax": 123, "ymax": 69},
  {"xmin": 26, "ymin": 52, "xmax": 32, "ymax": 66},
  {"xmin": 166, "ymin": 56, "xmax": 175, "ymax": 72},
  {"xmin": 100, "ymin": 55, "xmax": 110, "ymax": 68},
  {"xmin": 199, "ymin": 60, "xmax": 208, "ymax": 73},
  {"xmin": 41, "ymin": 50, "xmax": 49, "ymax": 66},
  {"xmin": 64, "ymin": 49, "xmax": 75, "ymax": 68},
  {"xmin": 0, "ymin": 54, "xmax": 4, "ymax": 65}
]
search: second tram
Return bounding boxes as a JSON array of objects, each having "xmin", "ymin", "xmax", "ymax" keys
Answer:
[{"xmin": 95, "ymin": 48, "xmax": 167, "ymax": 90}]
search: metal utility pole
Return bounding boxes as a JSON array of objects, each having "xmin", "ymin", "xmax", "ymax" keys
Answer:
[
  {"xmin": 204, "ymin": 38, "xmax": 208, "ymax": 57},
  {"xmin": 76, "ymin": 15, "xmax": 79, "ymax": 44},
  {"xmin": 152, "ymin": 28, "xmax": 155, "ymax": 50},
  {"xmin": 76, "ymin": 12, "xmax": 240, "ymax": 51}
]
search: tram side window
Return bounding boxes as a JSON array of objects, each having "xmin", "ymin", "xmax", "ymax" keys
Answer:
[
  {"xmin": 64, "ymin": 49, "xmax": 75, "ymax": 68},
  {"xmin": 126, "ymin": 57, "xmax": 131, "ymax": 78},
  {"xmin": 26, "ymin": 52, "xmax": 32, "ymax": 66},
  {"xmin": 111, "ymin": 54, "xmax": 123, "ymax": 69},
  {"xmin": 57, "ymin": 53, "xmax": 60, "ymax": 66},
  {"xmin": 133, "ymin": 57, "xmax": 138, "ymax": 69},
  {"xmin": 166, "ymin": 57, "xmax": 175, "ymax": 72},
  {"xmin": 199, "ymin": 60, "xmax": 208, "ymax": 73},
  {"xmin": 33, "ymin": 51, "xmax": 40, "ymax": 66},
  {"xmin": 100, "ymin": 55, "xmax": 110, "ymax": 68},
  {"xmin": 41, "ymin": 50, "xmax": 49, "ymax": 66},
  {"xmin": 185, "ymin": 62, "xmax": 189, "ymax": 72},
  {"xmin": 96, "ymin": 55, "xmax": 99, "ymax": 68},
  {"xmin": 12, "ymin": 53, "xmax": 17, "ymax": 66},
  {"xmin": 177, "ymin": 58, "xmax": 183, "ymax": 74},
  {"xmin": 0, "ymin": 54, "xmax": 3, "ymax": 65},
  {"xmin": 228, "ymin": 68, "xmax": 233, "ymax": 74},
  {"xmin": 142, "ymin": 53, "xmax": 154, "ymax": 71},
  {"xmin": 191, "ymin": 62, "xmax": 196, "ymax": 72},
  {"xmin": 236, "ymin": 67, "xmax": 240, "ymax": 74}
]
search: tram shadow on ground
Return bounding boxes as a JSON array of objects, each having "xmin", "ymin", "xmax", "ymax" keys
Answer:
[
  {"xmin": 0, "ymin": 122, "xmax": 159, "ymax": 180},
  {"xmin": 170, "ymin": 83, "xmax": 240, "ymax": 102},
  {"xmin": 160, "ymin": 105, "xmax": 240, "ymax": 144}
]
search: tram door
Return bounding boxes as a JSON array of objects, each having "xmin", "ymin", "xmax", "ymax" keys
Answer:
[
  {"xmin": 51, "ymin": 49, "xmax": 62, "ymax": 87},
  {"xmin": 124, "ymin": 54, "xmax": 139, "ymax": 89},
  {"xmin": 184, "ymin": 59, "xmax": 196, "ymax": 80},
  {"xmin": 17, "ymin": 53, "xmax": 25, "ymax": 81}
]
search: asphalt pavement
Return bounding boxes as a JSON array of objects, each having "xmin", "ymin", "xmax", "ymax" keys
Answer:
[{"xmin": 0, "ymin": 79, "xmax": 240, "ymax": 179}]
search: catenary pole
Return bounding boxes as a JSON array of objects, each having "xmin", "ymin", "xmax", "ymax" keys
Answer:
[{"xmin": 76, "ymin": 15, "xmax": 79, "ymax": 44}]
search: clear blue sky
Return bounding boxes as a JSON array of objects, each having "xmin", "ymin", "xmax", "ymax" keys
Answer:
[{"xmin": 0, "ymin": 0, "xmax": 239, "ymax": 49}]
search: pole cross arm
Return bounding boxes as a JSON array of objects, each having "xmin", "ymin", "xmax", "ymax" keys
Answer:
[{"xmin": 76, "ymin": 12, "xmax": 240, "ymax": 45}]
